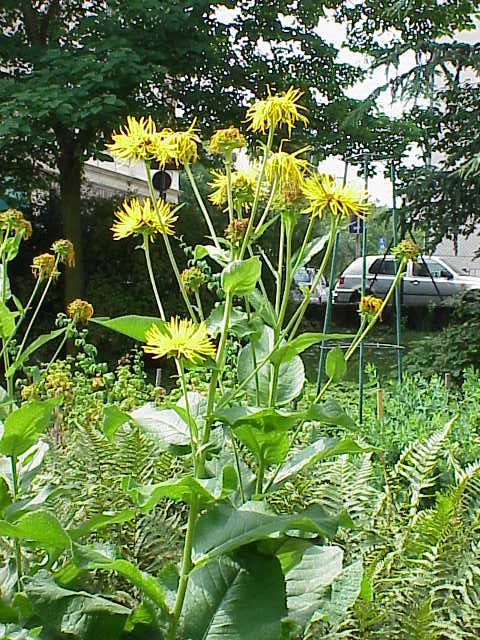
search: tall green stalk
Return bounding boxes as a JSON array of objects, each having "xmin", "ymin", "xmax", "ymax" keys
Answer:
[
  {"xmin": 184, "ymin": 163, "xmax": 221, "ymax": 249},
  {"xmin": 142, "ymin": 234, "xmax": 166, "ymax": 320}
]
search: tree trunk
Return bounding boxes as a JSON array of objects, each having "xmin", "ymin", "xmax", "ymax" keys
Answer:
[{"xmin": 58, "ymin": 139, "xmax": 84, "ymax": 303}]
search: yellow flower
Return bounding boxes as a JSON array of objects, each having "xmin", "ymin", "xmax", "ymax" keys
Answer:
[
  {"xmin": 144, "ymin": 318, "xmax": 216, "ymax": 365},
  {"xmin": 151, "ymin": 122, "xmax": 200, "ymax": 167},
  {"xmin": 359, "ymin": 295, "xmax": 383, "ymax": 320},
  {"xmin": 51, "ymin": 239, "xmax": 75, "ymax": 267},
  {"xmin": 245, "ymin": 86, "xmax": 308, "ymax": 135},
  {"xmin": 209, "ymin": 167, "xmax": 258, "ymax": 212},
  {"xmin": 111, "ymin": 198, "xmax": 177, "ymax": 240},
  {"xmin": 31, "ymin": 253, "xmax": 58, "ymax": 280},
  {"xmin": 209, "ymin": 127, "xmax": 246, "ymax": 155},
  {"xmin": 67, "ymin": 299, "xmax": 94, "ymax": 324},
  {"xmin": 302, "ymin": 174, "xmax": 370, "ymax": 219},
  {"xmin": 107, "ymin": 116, "xmax": 157, "ymax": 161},
  {"xmin": 265, "ymin": 147, "xmax": 310, "ymax": 197},
  {"xmin": 392, "ymin": 240, "xmax": 420, "ymax": 262}
]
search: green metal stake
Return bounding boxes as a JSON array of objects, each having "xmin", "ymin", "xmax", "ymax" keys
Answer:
[
  {"xmin": 391, "ymin": 162, "xmax": 403, "ymax": 383},
  {"xmin": 358, "ymin": 156, "xmax": 369, "ymax": 424},
  {"xmin": 316, "ymin": 161, "xmax": 348, "ymax": 392}
]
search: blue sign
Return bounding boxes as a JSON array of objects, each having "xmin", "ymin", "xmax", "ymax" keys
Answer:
[
  {"xmin": 378, "ymin": 236, "xmax": 387, "ymax": 252},
  {"xmin": 349, "ymin": 215, "xmax": 364, "ymax": 234}
]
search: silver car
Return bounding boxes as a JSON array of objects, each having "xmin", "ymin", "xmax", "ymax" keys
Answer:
[
  {"xmin": 333, "ymin": 255, "xmax": 480, "ymax": 307},
  {"xmin": 291, "ymin": 267, "xmax": 329, "ymax": 305}
]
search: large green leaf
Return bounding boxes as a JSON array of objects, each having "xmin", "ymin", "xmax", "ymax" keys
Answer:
[
  {"xmin": 306, "ymin": 400, "xmax": 355, "ymax": 429},
  {"xmin": 221, "ymin": 257, "xmax": 262, "ymax": 295},
  {"xmin": 102, "ymin": 405, "xmax": 130, "ymax": 442},
  {"xmin": 245, "ymin": 289, "xmax": 277, "ymax": 327},
  {"xmin": 0, "ymin": 476, "xmax": 11, "ymax": 517},
  {"xmin": 0, "ymin": 301, "xmax": 17, "ymax": 339},
  {"xmin": 91, "ymin": 315, "xmax": 164, "ymax": 342},
  {"xmin": 194, "ymin": 244, "xmax": 230, "ymax": 266},
  {"xmin": 235, "ymin": 425, "xmax": 290, "ymax": 466},
  {"xmin": 270, "ymin": 332, "xmax": 352, "ymax": 366},
  {"xmin": 68, "ymin": 509, "xmax": 136, "ymax": 540},
  {"xmin": 130, "ymin": 403, "xmax": 190, "ymax": 447},
  {"xmin": 127, "ymin": 477, "xmax": 218, "ymax": 508},
  {"xmin": 320, "ymin": 560, "xmax": 363, "ymax": 628},
  {"xmin": 0, "ymin": 509, "xmax": 70, "ymax": 551},
  {"xmin": 269, "ymin": 437, "xmax": 368, "ymax": 491},
  {"xmin": 325, "ymin": 346, "xmax": 347, "ymax": 382},
  {"xmin": 286, "ymin": 545, "xmax": 343, "ymax": 626},
  {"xmin": 193, "ymin": 501, "xmax": 353, "ymax": 564},
  {"xmin": 73, "ymin": 544, "xmax": 168, "ymax": 612},
  {"xmin": 238, "ymin": 326, "xmax": 305, "ymax": 405},
  {"xmin": 0, "ymin": 399, "xmax": 57, "ymax": 457},
  {"xmin": 181, "ymin": 552, "xmax": 286, "ymax": 640},
  {"xmin": 217, "ymin": 406, "xmax": 302, "ymax": 432},
  {"xmin": 6, "ymin": 327, "xmax": 66, "ymax": 376},
  {"xmin": 24, "ymin": 571, "xmax": 130, "ymax": 640}
]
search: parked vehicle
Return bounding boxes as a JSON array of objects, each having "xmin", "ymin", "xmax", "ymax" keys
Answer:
[
  {"xmin": 291, "ymin": 267, "xmax": 329, "ymax": 305},
  {"xmin": 333, "ymin": 255, "xmax": 480, "ymax": 307}
]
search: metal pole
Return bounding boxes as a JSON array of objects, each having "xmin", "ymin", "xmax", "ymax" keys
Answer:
[
  {"xmin": 316, "ymin": 161, "xmax": 348, "ymax": 392},
  {"xmin": 358, "ymin": 156, "xmax": 368, "ymax": 424},
  {"xmin": 391, "ymin": 162, "xmax": 403, "ymax": 383}
]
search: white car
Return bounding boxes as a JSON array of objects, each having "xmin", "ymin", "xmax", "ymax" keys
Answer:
[
  {"xmin": 291, "ymin": 267, "xmax": 329, "ymax": 305},
  {"xmin": 333, "ymin": 255, "xmax": 480, "ymax": 307}
]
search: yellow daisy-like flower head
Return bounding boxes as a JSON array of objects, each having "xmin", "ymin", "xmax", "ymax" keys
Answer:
[
  {"xmin": 209, "ymin": 167, "xmax": 258, "ymax": 212},
  {"xmin": 67, "ymin": 298, "xmax": 94, "ymax": 324},
  {"xmin": 208, "ymin": 127, "xmax": 246, "ymax": 155},
  {"xmin": 265, "ymin": 146, "xmax": 310, "ymax": 199},
  {"xmin": 111, "ymin": 197, "xmax": 177, "ymax": 240},
  {"xmin": 31, "ymin": 253, "xmax": 59, "ymax": 280},
  {"xmin": 359, "ymin": 295, "xmax": 383, "ymax": 321},
  {"xmin": 51, "ymin": 239, "xmax": 75, "ymax": 267},
  {"xmin": 245, "ymin": 86, "xmax": 309, "ymax": 135},
  {"xmin": 152, "ymin": 122, "xmax": 200, "ymax": 167},
  {"xmin": 392, "ymin": 239, "xmax": 421, "ymax": 262},
  {"xmin": 107, "ymin": 116, "xmax": 157, "ymax": 161},
  {"xmin": 143, "ymin": 318, "xmax": 216, "ymax": 365},
  {"xmin": 302, "ymin": 174, "xmax": 370, "ymax": 220}
]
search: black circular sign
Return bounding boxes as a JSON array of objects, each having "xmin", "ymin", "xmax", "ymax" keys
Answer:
[{"xmin": 152, "ymin": 170, "xmax": 172, "ymax": 193}]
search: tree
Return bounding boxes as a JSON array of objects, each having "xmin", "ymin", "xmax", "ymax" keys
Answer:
[{"xmin": 0, "ymin": 0, "xmax": 413, "ymax": 300}]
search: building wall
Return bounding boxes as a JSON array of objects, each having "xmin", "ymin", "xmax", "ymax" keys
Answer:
[{"xmin": 434, "ymin": 233, "xmax": 480, "ymax": 275}]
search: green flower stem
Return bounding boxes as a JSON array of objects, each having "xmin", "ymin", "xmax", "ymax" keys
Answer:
[
  {"xmin": 247, "ymin": 245, "xmax": 269, "ymax": 301},
  {"xmin": 184, "ymin": 163, "xmax": 221, "ymax": 250},
  {"xmin": 0, "ymin": 278, "xmax": 43, "ymax": 361},
  {"xmin": 194, "ymin": 290, "xmax": 204, "ymax": 322},
  {"xmin": 203, "ymin": 290, "xmax": 233, "ymax": 446},
  {"xmin": 245, "ymin": 299, "xmax": 260, "ymax": 404},
  {"xmin": 285, "ymin": 218, "xmax": 339, "ymax": 339},
  {"xmin": 167, "ymin": 493, "xmax": 198, "ymax": 640},
  {"xmin": 17, "ymin": 256, "xmax": 60, "ymax": 360},
  {"xmin": 142, "ymin": 235, "xmax": 166, "ymax": 320},
  {"xmin": 291, "ymin": 215, "xmax": 315, "ymax": 275},
  {"xmin": 47, "ymin": 327, "xmax": 70, "ymax": 367},
  {"xmin": 253, "ymin": 177, "xmax": 277, "ymax": 236},
  {"xmin": 224, "ymin": 152, "xmax": 234, "ymax": 224},
  {"xmin": 231, "ymin": 432, "xmax": 246, "ymax": 503},
  {"xmin": 162, "ymin": 234, "xmax": 198, "ymax": 322},
  {"xmin": 239, "ymin": 125, "xmax": 275, "ymax": 259},
  {"xmin": 10, "ymin": 455, "xmax": 22, "ymax": 591},
  {"xmin": 274, "ymin": 217, "xmax": 285, "ymax": 316},
  {"xmin": 255, "ymin": 458, "xmax": 265, "ymax": 496}
]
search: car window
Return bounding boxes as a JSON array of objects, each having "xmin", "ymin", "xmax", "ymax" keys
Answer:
[
  {"xmin": 412, "ymin": 260, "xmax": 445, "ymax": 278},
  {"xmin": 369, "ymin": 259, "xmax": 397, "ymax": 276}
]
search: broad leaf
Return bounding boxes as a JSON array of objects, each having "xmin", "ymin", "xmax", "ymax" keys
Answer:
[
  {"xmin": 6, "ymin": 328, "xmax": 66, "ymax": 376},
  {"xmin": 131, "ymin": 403, "xmax": 190, "ymax": 447},
  {"xmin": 291, "ymin": 233, "xmax": 330, "ymax": 271},
  {"xmin": 321, "ymin": 560, "xmax": 363, "ymax": 628},
  {"xmin": 25, "ymin": 571, "xmax": 130, "ymax": 640},
  {"xmin": 306, "ymin": 400, "xmax": 355, "ymax": 429},
  {"xmin": 269, "ymin": 437, "xmax": 369, "ymax": 491},
  {"xmin": 270, "ymin": 332, "xmax": 351, "ymax": 366},
  {"xmin": 221, "ymin": 257, "xmax": 262, "ymax": 295},
  {"xmin": 206, "ymin": 304, "xmax": 253, "ymax": 337},
  {"xmin": 238, "ymin": 326, "xmax": 305, "ymax": 405},
  {"xmin": 325, "ymin": 346, "xmax": 347, "ymax": 382},
  {"xmin": 127, "ymin": 477, "xmax": 218, "ymax": 508},
  {"xmin": 0, "ymin": 301, "xmax": 17, "ymax": 339},
  {"xmin": 194, "ymin": 244, "xmax": 230, "ymax": 265},
  {"xmin": 286, "ymin": 545, "xmax": 344, "ymax": 626},
  {"xmin": 0, "ymin": 476, "xmax": 11, "ymax": 517},
  {"xmin": 73, "ymin": 544, "xmax": 167, "ymax": 611},
  {"xmin": 102, "ymin": 405, "xmax": 130, "ymax": 442},
  {"xmin": 235, "ymin": 425, "xmax": 290, "ymax": 466},
  {"xmin": 193, "ymin": 501, "xmax": 353, "ymax": 564},
  {"xmin": 245, "ymin": 289, "xmax": 277, "ymax": 327},
  {"xmin": 91, "ymin": 315, "xmax": 164, "ymax": 342},
  {"xmin": 0, "ymin": 509, "xmax": 70, "ymax": 551},
  {"xmin": 0, "ymin": 399, "xmax": 57, "ymax": 457},
  {"xmin": 217, "ymin": 406, "xmax": 302, "ymax": 432},
  {"xmin": 181, "ymin": 552, "xmax": 286, "ymax": 640}
]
